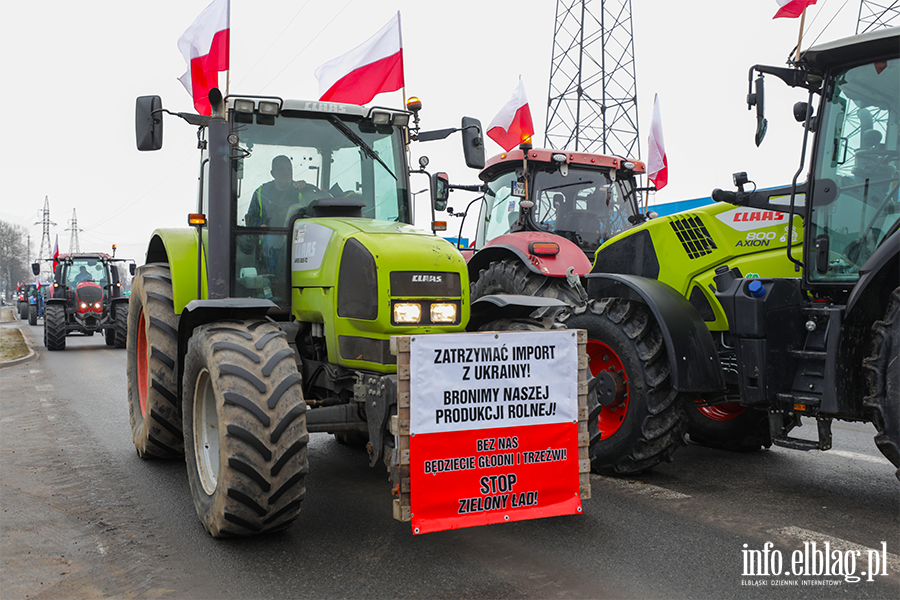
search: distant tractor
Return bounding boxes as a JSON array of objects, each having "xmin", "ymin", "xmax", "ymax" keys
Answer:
[{"xmin": 34, "ymin": 253, "xmax": 135, "ymax": 350}]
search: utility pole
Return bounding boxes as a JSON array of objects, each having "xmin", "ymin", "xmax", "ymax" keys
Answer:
[
  {"xmin": 857, "ymin": 0, "xmax": 899, "ymax": 33},
  {"xmin": 67, "ymin": 209, "xmax": 82, "ymax": 254},
  {"xmin": 545, "ymin": 0, "xmax": 641, "ymax": 159},
  {"xmin": 34, "ymin": 196, "xmax": 56, "ymax": 282}
]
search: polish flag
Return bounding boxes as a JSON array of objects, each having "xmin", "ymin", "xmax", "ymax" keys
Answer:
[
  {"xmin": 773, "ymin": 0, "xmax": 817, "ymax": 19},
  {"xmin": 52, "ymin": 235, "xmax": 59, "ymax": 274},
  {"xmin": 648, "ymin": 94, "xmax": 668, "ymax": 191},
  {"xmin": 316, "ymin": 12, "xmax": 404, "ymax": 105},
  {"xmin": 178, "ymin": 0, "xmax": 230, "ymax": 116},
  {"xmin": 487, "ymin": 79, "xmax": 535, "ymax": 152}
]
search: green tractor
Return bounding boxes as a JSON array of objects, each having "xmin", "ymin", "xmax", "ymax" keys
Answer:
[
  {"xmin": 131, "ymin": 91, "xmax": 566, "ymax": 537},
  {"xmin": 571, "ymin": 26, "xmax": 898, "ymax": 473}
]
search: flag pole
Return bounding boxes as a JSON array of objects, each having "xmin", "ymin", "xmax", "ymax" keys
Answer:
[
  {"xmin": 226, "ymin": 0, "xmax": 231, "ymax": 97},
  {"xmin": 795, "ymin": 7, "xmax": 807, "ymax": 63},
  {"xmin": 398, "ymin": 11, "xmax": 406, "ymax": 106}
]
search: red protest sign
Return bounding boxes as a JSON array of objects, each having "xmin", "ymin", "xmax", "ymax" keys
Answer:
[{"xmin": 406, "ymin": 330, "xmax": 585, "ymax": 534}]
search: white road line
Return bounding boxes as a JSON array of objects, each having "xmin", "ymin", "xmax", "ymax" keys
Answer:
[
  {"xmin": 768, "ymin": 526, "xmax": 900, "ymax": 574},
  {"xmin": 826, "ymin": 449, "xmax": 892, "ymax": 465},
  {"xmin": 35, "ymin": 384, "xmax": 53, "ymax": 392},
  {"xmin": 591, "ymin": 474, "xmax": 691, "ymax": 499}
]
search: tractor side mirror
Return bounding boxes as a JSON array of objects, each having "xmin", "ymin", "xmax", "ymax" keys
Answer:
[
  {"xmin": 31, "ymin": 262, "xmax": 40, "ymax": 276},
  {"xmin": 747, "ymin": 75, "xmax": 767, "ymax": 147},
  {"xmin": 431, "ymin": 172, "xmax": 450, "ymax": 211},
  {"xmin": 461, "ymin": 116, "xmax": 485, "ymax": 170},
  {"xmin": 130, "ymin": 263, "xmax": 136, "ymax": 276},
  {"xmin": 136, "ymin": 95, "xmax": 164, "ymax": 151}
]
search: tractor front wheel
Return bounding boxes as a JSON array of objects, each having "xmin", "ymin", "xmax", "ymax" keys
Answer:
[
  {"xmin": 114, "ymin": 305, "xmax": 128, "ymax": 349},
  {"xmin": 28, "ymin": 304, "xmax": 38, "ymax": 326},
  {"xmin": 183, "ymin": 320, "xmax": 309, "ymax": 537},
  {"xmin": 559, "ymin": 298, "xmax": 688, "ymax": 475},
  {"xmin": 471, "ymin": 259, "xmax": 583, "ymax": 318},
  {"xmin": 126, "ymin": 264, "xmax": 182, "ymax": 459},
  {"xmin": 44, "ymin": 305, "xmax": 66, "ymax": 351}
]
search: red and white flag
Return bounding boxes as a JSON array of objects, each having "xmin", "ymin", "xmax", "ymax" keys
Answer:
[
  {"xmin": 487, "ymin": 79, "xmax": 535, "ymax": 152},
  {"xmin": 648, "ymin": 94, "xmax": 668, "ymax": 191},
  {"xmin": 178, "ymin": 0, "xmax": 230, "ymax": 115},
  {"xmin": 51, "ymin": 235, "xmax": 59, "ymax": 274},
  {"xmin": 773, "ymin": 0, "xmax": 817, "ymax": 19},
  {"xmin": 316, "ymin": 12, "xmax": 404, "ymax": 105}
]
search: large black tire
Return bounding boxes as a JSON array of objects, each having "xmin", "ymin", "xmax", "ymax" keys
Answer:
[
  {"xmin": 105, "ymin": 325, "xmax": 116, "ymax": 346},
  {"xmin": 471, "ymin": 259, "xmax": 583, "ymax": 318},
  {"xmin": 114, "ymin": 304, "xmax": 128, "ymax": 349},
  {"xmin": 28, "ymin": 304, "xmax": 38, "ymax": 326},
  {"xmin": 686, "ymin": 402, "xmax": 770, "ymax": 451},
  {"xmin": 126, "ymin": 264, "xmax": 182, "ymax": 459},
  {"xmin": 44, "ymin": 304, "xmax": 66, "ymax": 351},
  {"xmin": 183, "ymin": 320, "xmax": 309, "ymax": 537},
  {"xmin": 863, "ymin": 286, "xmax": 899, "ymax": 479},
  {"xmin": 559, "ymin": 299, "xmax": 688, "ymax": 475}
]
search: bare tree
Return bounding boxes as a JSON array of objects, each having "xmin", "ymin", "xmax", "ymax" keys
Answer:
[{"xmin": 0, "ymin": 220, "xmax": 28, "ymax": 304}]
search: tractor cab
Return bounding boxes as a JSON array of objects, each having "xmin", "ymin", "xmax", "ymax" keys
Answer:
[
  {"xmin": 193, "ymin": 98, "xmax": 415, "ymax": 315},
  {"xmin": 472, "ymin": 148, "xmax": 646, "ymax": 257}
]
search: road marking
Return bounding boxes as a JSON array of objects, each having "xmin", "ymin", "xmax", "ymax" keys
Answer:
[
  {"xmin": 768, "ymin": 526, "xmax": 900, "ymax": 574},
  {"xmin": 35, "ymin": 384, "xmax": 53, "ymax": 392},
  {"xmin": 826, "ymin": 449, "xmax": 892, "ymax": 465},
  {"xmin": 591, "ymin": 474, "xmax": 691, "ymax": 499}
]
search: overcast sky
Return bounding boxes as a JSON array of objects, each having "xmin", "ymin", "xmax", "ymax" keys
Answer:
[{"xmin": 0, "ymin": 0, "xmax": 862, "ymax": 265}]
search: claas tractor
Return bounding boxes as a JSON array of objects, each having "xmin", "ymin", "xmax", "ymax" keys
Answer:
[
  {"xmin": 131, "ymin": 90, "xmax": 566, "ymax": 537},
  {"xmin": 570, "ymin": 26, "xmax": 898, "ymax": 475},
  {"xmin": 33, "ymin": 252, "xmax": 135, "ymax": 350}
]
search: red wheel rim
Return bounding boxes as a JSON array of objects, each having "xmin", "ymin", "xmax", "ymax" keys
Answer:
[
  {"xmin": 586, "ymin": 339, "xmax": 628, "ymax": 439},
  {"xmin": 695, "ymin": 401, "xmax": 746, "ymax": 422},
  {"xmin": 137, "ymin": 308, "xmax": 148, "ymax": 417}
]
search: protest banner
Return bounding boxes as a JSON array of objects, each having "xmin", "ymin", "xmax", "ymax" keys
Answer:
[{"xmin": 390, "ymin": 329, "xmax": 589, "ymax": 534}]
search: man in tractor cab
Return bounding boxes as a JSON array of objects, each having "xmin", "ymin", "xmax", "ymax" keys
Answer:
[
  {"xmin": 72, "ymin": 266, "xmax": 93, "ymax": 284},
  {"xmin": 245, "ymin": 155, "xmax": 312, "ymax": 227}
]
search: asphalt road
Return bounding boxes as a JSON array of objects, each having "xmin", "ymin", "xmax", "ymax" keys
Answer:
[{"xmin": 1, "ymin": 319, "xmax": 898, "ymax": 600}]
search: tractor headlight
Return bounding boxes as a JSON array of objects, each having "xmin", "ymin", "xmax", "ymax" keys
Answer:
[
  {"xmin": 430, "ymin": 303, "xmax": 457, "ymax": 323},
  {"xmin": 80, "ymin": 302, "xmax": 88, "ymax": 310},
  {"xmin": 393, "ymin": 303, "xmax": 422, "ymax": 323},
  {"xmin": 94, "ymin": 302, "xmax": 102, "ymax": 310}
]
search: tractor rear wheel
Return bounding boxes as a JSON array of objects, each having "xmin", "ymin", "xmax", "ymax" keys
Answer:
[
  {"xmin": 471, "ymin": 259, "xmax": 582, "ymax": 318},
  {"xmin": 114, "ymin": 305, "xmax": 128, "ymax": 349},
  {"xmin": 183, "ymin": 320, "xmax": 309, "ymax": 537},
  {"xmin": 686, "ymin": 401, "xmax": 770, "ymax": 451},
  {"xmin": 44, "ymin": 305, "xmax": 66, "ymax": 351},
  {"xmin": 559, "ymin": 298, "xmax": 688, "ymax": 475},
  {"xmin": 127, "ymin": 264, "xmax": 182, "ymax": 459},
  {"xmin": 863, "ymin": 286, "xmax": 899, "ymax": 479}
]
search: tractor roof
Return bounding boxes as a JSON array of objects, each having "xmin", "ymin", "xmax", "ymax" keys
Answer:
[
  {"xmin": 481, "ymin": 147, "xmax": 645, "ymax": 181},
  {"xmin": 801, "ymin": 26, "xmax": 898, "ymax": 74}
]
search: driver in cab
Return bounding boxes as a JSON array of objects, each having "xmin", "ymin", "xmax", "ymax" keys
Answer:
[{"xmin": 245, "ymin": 155, "xmax": 315, "ymax": 227}]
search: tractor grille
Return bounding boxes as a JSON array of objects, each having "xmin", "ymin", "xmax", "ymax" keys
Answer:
[{"xmin": 670, "ymin": 215, "xmax": 717, "ymax": 259}]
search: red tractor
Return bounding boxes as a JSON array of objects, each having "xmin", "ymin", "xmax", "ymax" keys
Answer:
[
  {"xmin": 431, "ymin": 146, "xmax": 693, "ymax": 475},
  {"xmin": 34, "ymin": 252, "xmax": 136, "ymax": 350}
]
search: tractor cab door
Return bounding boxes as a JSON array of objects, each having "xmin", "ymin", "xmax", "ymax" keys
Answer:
[{"xmin": 807, "ymin": 55, "xmax": 899, "ymax": 287}]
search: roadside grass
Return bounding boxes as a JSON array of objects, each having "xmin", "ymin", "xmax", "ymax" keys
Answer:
[{"xmin": 0, "ymin": 327, "xmax": 29, "ymax": 361}]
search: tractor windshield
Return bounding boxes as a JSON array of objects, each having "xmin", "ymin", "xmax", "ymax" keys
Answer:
[
  {"xmin": 809, "ymin": 56, "xmax": 899, "ymax": 282},
  {"xmin": 474, "ymin": 165, "xmax": 639, "ymax": 254},
  {"xmin": 229, "ymin": 111, "xmax": 410, "ymax": 306}
]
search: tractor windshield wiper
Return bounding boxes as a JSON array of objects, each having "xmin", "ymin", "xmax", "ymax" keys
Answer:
[{"xmin": 327, "ymin": 116, "xmax": 397, "ymax": 181}]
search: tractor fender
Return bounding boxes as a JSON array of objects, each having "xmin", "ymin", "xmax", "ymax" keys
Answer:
[
  {"xmin": 585, "ymin": 273, "xmax": 726, "ymax": 394},
  {"xmin": 467, "ymin": 232, "xmax": 593, "ymax": 279},
  {"xmin": 175, "ymin": 298, "xmax": 278, "ymax": 398},
  {"xmin": 466, "ymin": 294, "xmax": 568, "ymax": 331}
]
